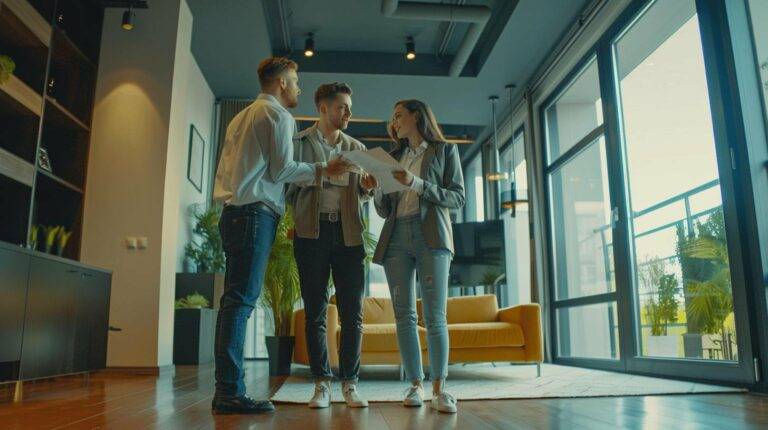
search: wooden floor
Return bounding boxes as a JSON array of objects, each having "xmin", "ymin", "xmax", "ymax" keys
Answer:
[{"xmin": 0, "ymin": 361, "xmax": 766, "ymax": 429}]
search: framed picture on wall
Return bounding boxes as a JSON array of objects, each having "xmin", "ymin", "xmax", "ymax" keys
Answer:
[{"xmin": 187, "ymin": 124, "xmax": 205, "ymax": 193}]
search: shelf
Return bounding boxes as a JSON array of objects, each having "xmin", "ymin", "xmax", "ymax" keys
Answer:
[
  {"xmin": 45, "ymin": 95, "xmax": 88, "ymax": 131},
  {"xmin": 0, "ymin": 73, "xmax": 42, "ymax": 116},
  {"xmin": 0, "ymin": 146, "xmax": 34, "ymax": 186},
  {"xmin": 0, "ymin": 173, "xmax": 32, "ymax": 247},
  {"xmin": 52, "ymin": 26, "xmax": 95, "ymax": 70},
  {"xmin": 0, "ymin": 0, "xmax": 52, "ymax": 48},
  {"xmin": 37, "ymin": 167, "xmax": 83, "ymax": 194},
  {"xmin": 32, "ymin": 170, "xmax": 84, "ymax": 260}
]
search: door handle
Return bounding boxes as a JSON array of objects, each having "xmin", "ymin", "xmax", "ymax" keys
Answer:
[{"xmin": 610, "ymin": 207, "xmax": 619, "ymax": 229}]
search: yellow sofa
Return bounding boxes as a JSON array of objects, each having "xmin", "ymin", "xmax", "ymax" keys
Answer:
[
  {"xmin": 292, "ymin": 297, "xmax": 428, "ymax": 369},
  {"xmin": 292, "ymin": 294, "xmax": 543, "ymax": 376}
]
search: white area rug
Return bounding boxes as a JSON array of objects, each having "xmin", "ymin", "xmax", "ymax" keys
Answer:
[{"xmin": 270, "ymin": 363, "xmax": 743, "ymax": 403}]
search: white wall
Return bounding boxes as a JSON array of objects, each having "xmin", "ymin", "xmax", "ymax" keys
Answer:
[
  {"xmin": 81, "ymin": 0, "xmax": 213, "ymax": 369},
  {"xmin": 172, "ymin": 13, "xmax": 216, "ymax": 274}
]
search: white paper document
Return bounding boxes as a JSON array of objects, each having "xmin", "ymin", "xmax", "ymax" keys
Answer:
[{"xmin": 341, "ymin": 147, "xmax": 409, "ymax": 194}]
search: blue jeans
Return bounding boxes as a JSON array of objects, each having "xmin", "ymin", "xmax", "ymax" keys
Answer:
[
  {"xmin": 382, "ymin": 215, "xmax": 451, "ymax": 382},
  {"xmin": 214, "ymin": 203, "xmax": 278, "ymax": 398}
]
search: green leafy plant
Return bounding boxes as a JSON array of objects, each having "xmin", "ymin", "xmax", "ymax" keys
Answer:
[
  {"xmin": 57, "ymin": 228, "xmax": 73, "ymax": 256},
  {"xmin": 0, "ymin": 55, "xmax": 15, "ymax": 85},
  {"xmin": 676, "ymin": 209, "xmax": 735, "ymax": 359},
  {"xmin": 638, "ymin": 257, "xmax": 678, "ymax": 336},
  {"xmin": 184, "ymin": 203, "xmax": 225, "ymax": 273},
  {"xmin": 42, "ymin": 225, "xmax": 62, "ymax": 253},
  {"xmin": 175, "ymin": 292, "xmax": 211, "ymax": 309},
  {"xmin": 29, "ymin": 224, "xmax": 39, "ymax": 250},
  {"xmin": 644, "ymin": 274, "xmax": 679, "ymax": 336},
  {"xmin": 260, "ymin": 208, "xmax": 301, "ymax": 337},
  {"xmin": 482, "ymin": 270, "xmax": 503, "ymax": 287}
]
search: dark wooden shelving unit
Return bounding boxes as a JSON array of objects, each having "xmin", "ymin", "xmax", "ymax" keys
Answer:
[
  {"xmin": 0, "ymin": 0, "xmax": 102, "ymax": 259},
  {"xmin": 0, "ymin": 0, "xmax": 111, "ymax": 388}
]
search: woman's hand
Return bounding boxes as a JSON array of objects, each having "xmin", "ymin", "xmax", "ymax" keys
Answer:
[
  {"xmin": 392, "ymin": 169, "xmax": 414, "ymax": 186},
  {"xmin": 361, "ymin": 173, "xmax": 378, "ymax": 190}
]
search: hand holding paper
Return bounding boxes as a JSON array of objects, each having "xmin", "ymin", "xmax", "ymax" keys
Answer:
[{"xmin": 341, "ymin": 148, "xmax": 409, "ymax": 194}]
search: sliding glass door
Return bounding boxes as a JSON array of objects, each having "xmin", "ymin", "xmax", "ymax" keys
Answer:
[
  {"xmin": 543, "ymin": 0, "xmax": 756, "ymax": 383},
  {"xmin": 544, "ymin": 58, "xmax": 621, "ymax": 364}
]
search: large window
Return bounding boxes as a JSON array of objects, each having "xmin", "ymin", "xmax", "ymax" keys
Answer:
[
  {"xmin": 747, "ymin": 0, "xmax": 768, "ymax": 126},
  {"xmin": 614, "ymin": 0, "xmax": 739, "ymax": 361},
  {"xmin": 463, "ymin": 155, "xmax": 485, "ymax": 222},
  {"xmin": 500, "ymin": 129, "xmax": 531, "ymax": 305},
  {"xmin": 542, "ymin": 0, "xmax": 756, "ymax": 382},
  {"xmin": 544, "ymin": 57, "xmax": 618, "ymax": 360}
]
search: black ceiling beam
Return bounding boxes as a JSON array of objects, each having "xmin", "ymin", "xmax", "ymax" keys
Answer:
[{"xmin": 102, "ymin": 1, "xmax": 148, "ymax": 8}]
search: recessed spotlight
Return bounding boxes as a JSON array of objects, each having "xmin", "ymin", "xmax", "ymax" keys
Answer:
[
  {"xmin": 405, "ymin": 36, "xmax": 416, "ymax": 60},
  {"xmin": 305, "ymin": 33, "xmax": 315, "ymax": 57}
]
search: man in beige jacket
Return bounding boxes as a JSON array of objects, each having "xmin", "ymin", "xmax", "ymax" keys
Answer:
[{"xmin": 286, "ymin": 82, "xmax": 377, "ymax": 409}]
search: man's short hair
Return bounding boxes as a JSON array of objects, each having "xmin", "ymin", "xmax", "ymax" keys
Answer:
[
  {"xmin": 257, "ymin": 57, "xmax": 298, "ymax": 88},
  {"xmin": 314, "ymin": 82, "xmax": 353, "ymax": 107}
]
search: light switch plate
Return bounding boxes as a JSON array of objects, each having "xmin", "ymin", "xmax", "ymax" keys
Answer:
[
  {"xmin": 137, "ymin": 237, "xmax": 148, "ymax": 249},
  {"xmin": 126, "ymin": 237, "xmax": 137, "ymax": 249}
]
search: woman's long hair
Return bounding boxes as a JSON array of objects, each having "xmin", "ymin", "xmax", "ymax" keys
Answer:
[{"xmin": 388, "ymin": 99, "xmax": 447, "ymax": 153}]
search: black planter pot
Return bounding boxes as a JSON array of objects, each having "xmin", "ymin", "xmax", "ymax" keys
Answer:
[{"xmin": 265, "ymin": 336, "xmax": 294, "ymax": 376}]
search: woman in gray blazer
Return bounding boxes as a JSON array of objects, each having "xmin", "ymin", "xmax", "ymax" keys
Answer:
[{"xmin": 372, "ymin": 99, "xmax": 465, "ymax": 414}]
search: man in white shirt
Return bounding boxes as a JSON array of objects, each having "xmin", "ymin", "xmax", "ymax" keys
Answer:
[{"xmin": 211, "ymin": 57, "xmax": 349, "ymax": 415}]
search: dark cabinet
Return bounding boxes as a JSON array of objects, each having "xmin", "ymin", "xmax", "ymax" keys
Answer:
[
  {"xmin": 20, "ymin": 257, "xmax": 78, "ymax": 379},
  {"xmin": 73, "ymin": 269, "xmax": 110, "ymax": 372},
  {"xmin": 16, "ymin": 252, "xmax": 111, "ymax": 380},
  {"xmin": 0, "ymin": 249, "xmax": 30, "ymax": 368}
]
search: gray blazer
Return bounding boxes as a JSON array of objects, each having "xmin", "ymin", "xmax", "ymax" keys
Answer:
[
  {"xmin": 286, "ymin": 124, "xmax": 372, "ymax": 247},
  {"xmin": 372, "ymin": 141, "xmax": 465, "ymax": 264}
]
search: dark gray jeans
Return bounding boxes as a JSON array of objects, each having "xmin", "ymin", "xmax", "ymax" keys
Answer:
[{"xmin": 294, "ymin": 220, "xmax": 365, "ymax": 382}]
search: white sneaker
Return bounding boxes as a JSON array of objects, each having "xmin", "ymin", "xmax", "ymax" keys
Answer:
[
  {"xmin": 342, "ymin": 382, "xmax": 369, "ymax": 408},
  {"xmin": 402, "ymin": 384, "xmax": 424, "ymax": 407},
  {"xmin": 431, "ymin": 391, "xmax": 457, "ymax": 414},
  {"xmin": 308, "ymin": 381, "xmax": 331, "ymax": 409}
]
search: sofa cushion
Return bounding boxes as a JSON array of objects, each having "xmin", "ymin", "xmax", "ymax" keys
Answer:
[
  {"xmin": 448, "ymin": 322, "xmax": 524, "ymax": 349},
  {"xmin": 417, "ymin": 294, "xmax": 500, "ymax": 324},
  {"xmin": 362, "ymin": 298, "xmax": 396, "ymax": 324},
  {"xmin": 352, "ymin": 323, "xmax": 427, "ymax": 352}
]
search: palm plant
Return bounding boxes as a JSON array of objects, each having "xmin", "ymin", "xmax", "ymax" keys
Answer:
[
  {"xmin": 678, "ymin": 209, "xmax": 735, "ymax": 359},
  {"xmin": 260, "ymin": 208, "xmax": 301, "ymax": 337},
  {"xmin": 684, "ymin": 235, "xmax": 732, "ymax": 336},
  {"xmin": 184, "ymin": 203, "xmax": 225, "ymax": 273}
]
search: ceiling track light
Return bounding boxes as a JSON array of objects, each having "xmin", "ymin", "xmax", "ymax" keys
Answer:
[
  {"xmin": 405, "ymin": 36, "xmax": 416, "ymax": 60},
  {"xmin": 121, "ymin": 4, "xmax": 134, "ymax": 30},
  {"xmin": 304, "ymin": 32, "xmax": 315, "ymax": 57}
]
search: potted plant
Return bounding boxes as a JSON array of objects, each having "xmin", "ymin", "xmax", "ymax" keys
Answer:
[
  {"xmin": 0, "ymin": 55, "xmax": 15, "ymax": 85},
  {"xmin": 261, "ymin": 208, "xmax": 301, "ymax": 376},
  {"xmin": 676, "ymin": 210, "xmax": 737, "ymax": 360},
  {"xmin": 644, "ymin": 274, "xmax": 679, "ymax": 357},
  {"xmin": 173, "ymin": 292, "xmax": 216, "ymax": 365},
  {"xmin": 177, "ymin": 203, "xmax": 225, "ymax": 310}
]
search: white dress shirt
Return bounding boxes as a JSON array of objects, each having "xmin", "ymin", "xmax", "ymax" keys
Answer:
[
  {"xmin": 213, "ymin": 94, "xmax": 319, "ymax": 215},
  {"xmin": 395, "ymin": 141, "xmax": 427, "ymax": 217},
  {"xmin": 314, "ymin": 127, "xmax": 345, "ymax": 213}
]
